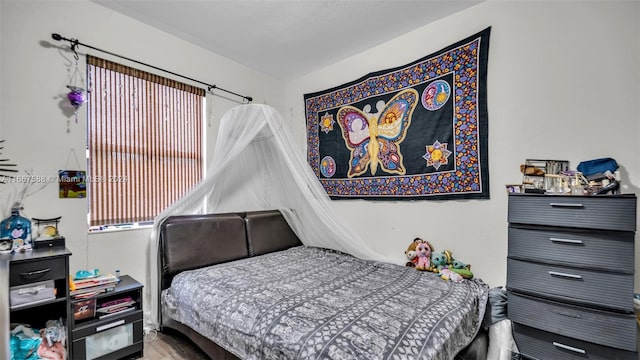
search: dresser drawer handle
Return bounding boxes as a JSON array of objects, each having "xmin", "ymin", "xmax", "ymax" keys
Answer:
[
  {"xmin": 548, "ymin": 271, "xmax": 582, "ymax": 280},
  {"xmin": 549, "ymin": 237, "xmax": 583, "ymax": 245},
  {"xmin": 19, "ymin": 268, "xmax": 51, "ymax": 277},
  {"xmin": 549, "ymin": 202, "xmax": 583, "ymax": 208},
  {"xmin": 552, "ymin": 309, "xmax": 581, "ymax": 318},
  {"xmin": 96, "ymin": 319, "xmax": 125, "ymax": 332},
  {"xmin": 552, "ymin": 341, "xmax": 586, "ymax": 354}
]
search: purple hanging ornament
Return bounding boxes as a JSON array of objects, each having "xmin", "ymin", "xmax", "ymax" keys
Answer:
[
  {"xmin": 66, "ymin": 85, "xmax": 86, "ymax": 123},
  {"xmin": 67, "ymin": 86, "xmax": 85, "ymax": 107}
]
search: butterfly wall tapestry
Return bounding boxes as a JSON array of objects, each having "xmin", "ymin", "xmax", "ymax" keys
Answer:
[{"xmin": 304, "ymin": 27, "xmax": 491, "ymax": 200}]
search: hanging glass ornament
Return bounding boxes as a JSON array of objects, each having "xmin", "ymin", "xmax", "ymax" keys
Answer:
[
  {"xmin": 66, "ymin": 55, "xmax": 86, "ymax": 123},
  {"xmin": 0, "ymin": 202, "xmax": 32, "ymax": 252},
  {"xmin": 67, "ymin": 85, "xmax": 86, "ymax": 109}
]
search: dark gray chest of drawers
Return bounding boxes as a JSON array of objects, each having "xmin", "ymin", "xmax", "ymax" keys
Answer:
[{"xmin": 506, "ymin": 193, "xmax": 638, "ymax": 360}]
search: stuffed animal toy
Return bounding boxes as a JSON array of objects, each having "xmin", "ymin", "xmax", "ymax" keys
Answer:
[
  {"xmin": 451, "ymin": 259, "xmax": 469, "ymax": 270},
  {"xmin": 450, "ymin": 259, "xmax": 474, "ymax": 279},
  {"xmin": 404, "ymin": 238, "xmax": 422, "ymax": 267},
  {"xmin": 429, "ymin": 249, "xmax": 474, "ymax": 280},
  {"xmin": 414, "ymin": 239, "xmax": 434, "ymax": 271},
  {"xmin": 439, "ymin": 268, "xmax": 464, "ymax": 283},
  {"xmin": 430, "ymin": 249, "xmax": 453, "ymax": 272}
]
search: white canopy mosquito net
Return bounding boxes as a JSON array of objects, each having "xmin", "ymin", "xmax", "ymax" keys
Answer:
[{"xmin": 147, "ymin": 104, "xmax": 400, "ymax": 329}]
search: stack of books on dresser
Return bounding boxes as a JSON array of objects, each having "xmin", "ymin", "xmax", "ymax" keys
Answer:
[{"xmin": 69, "ymin": 274, "xmax": 119, "ymax": 299}]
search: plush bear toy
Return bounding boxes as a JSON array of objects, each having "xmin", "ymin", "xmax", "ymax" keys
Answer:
[{"xmin": 404, "ymin": 238, "xmax": 421, "ymax": 267}]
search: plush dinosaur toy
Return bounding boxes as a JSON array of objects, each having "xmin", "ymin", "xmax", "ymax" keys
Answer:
[
  {"xmin": 450, "ymin": 258, "xmax": 474, "ymax": 279},
  {"xmin": 430, "ymin": 249, "xmax": 452, "ymax": 272}
]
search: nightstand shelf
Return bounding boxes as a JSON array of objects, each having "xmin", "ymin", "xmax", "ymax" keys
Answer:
[
  {"xmin": 70, "ymin": 274, "xmax": 144, "ymax": 360},
  {"xmin": 7, "ymin": 247, "xmax": 72, "ymax": 358},
  {"xmin": 10, "ymin": 296, "xmax": 67, "ymax": 311}
]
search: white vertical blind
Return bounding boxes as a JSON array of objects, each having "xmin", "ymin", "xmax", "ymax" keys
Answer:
[{"xmin": 87, "ymin": 55, "xmax": 204, "ymax": 227}]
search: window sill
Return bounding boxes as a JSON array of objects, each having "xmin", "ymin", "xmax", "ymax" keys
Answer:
[{"xmin": 88, "ymin": 222, "xmax": 153, "ymax": 234}]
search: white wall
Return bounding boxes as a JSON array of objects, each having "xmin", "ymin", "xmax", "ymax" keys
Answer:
[
  {"xmin": 283, "ymin": 1, "xmax": 640, "ymax": 289},
  {"xmin": 0, "ymin": 0, "xmax": 283, "ymax": 286},
  {"xmin": 1, "ymin": 0, "xmax": 639, "ymax": 298}
]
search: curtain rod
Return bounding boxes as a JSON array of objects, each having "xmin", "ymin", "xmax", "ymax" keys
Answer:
[{"xmin": 51, "ymin": 33, "xmax": 253, "ymax": 103}]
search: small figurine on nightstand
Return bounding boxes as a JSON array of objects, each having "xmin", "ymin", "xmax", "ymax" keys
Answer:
[
  {"xmin": 32, "ymin": 216, "xmax": 66, "ymax": 249},
  {"xmin": 33, "ymin": 216, "xmax": 62, "ymax": 240}
]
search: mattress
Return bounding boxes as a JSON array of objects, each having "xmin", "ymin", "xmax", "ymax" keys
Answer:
[{"xmin": 162, "ymin": 246, "xmax": 489, "ymax": 360}]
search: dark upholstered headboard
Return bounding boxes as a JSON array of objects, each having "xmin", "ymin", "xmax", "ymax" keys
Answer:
[
  {"xmin": 245, "ymin": 210, "xmax": 301, "ymax": 257},
  {"xmin": 159, "ymin": 210, "xmax": 302, "ymax": 291}
]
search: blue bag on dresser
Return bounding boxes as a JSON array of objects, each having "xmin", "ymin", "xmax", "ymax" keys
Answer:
[{"xmin": 576, "ymin": 157, "xmax": 618, "ymax": 177}]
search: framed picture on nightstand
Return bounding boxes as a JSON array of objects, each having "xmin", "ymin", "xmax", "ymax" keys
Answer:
[{"xmin": 73, "ymin": 298, "xmax": 96, "ymax": 321}]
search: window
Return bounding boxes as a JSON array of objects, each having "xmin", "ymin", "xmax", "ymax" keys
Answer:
[{"xmin": 86, "ymin": 56, "xmax": 204, "ymax": 228}]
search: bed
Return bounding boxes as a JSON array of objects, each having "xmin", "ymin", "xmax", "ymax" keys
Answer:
[{"xmin": 158, "ymin": 210, "xmax": 490, "ymax": 360}]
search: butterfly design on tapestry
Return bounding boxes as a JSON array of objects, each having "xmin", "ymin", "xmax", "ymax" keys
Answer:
[{"xmin": 337, "ymin": 89, "xmax": 419, "ymax": 178}]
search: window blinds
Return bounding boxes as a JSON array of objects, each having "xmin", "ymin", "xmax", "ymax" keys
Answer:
[{"xmin": 87, "ymin": 55, "xmax": 204, "ymax": 227}]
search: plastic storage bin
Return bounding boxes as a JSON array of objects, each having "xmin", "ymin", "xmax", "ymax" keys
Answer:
[
  {"xmin": 9, "ymin": 279, "xmax": 55, "ymax": 308},
  {"xmin": 84, "ymin": 322, "xmax": 133, "ymax": 360}
]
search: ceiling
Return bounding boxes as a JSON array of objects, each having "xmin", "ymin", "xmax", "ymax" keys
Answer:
[{"xmin": 93, "ymin": 0, "xmax": 483, "ymax": 80}]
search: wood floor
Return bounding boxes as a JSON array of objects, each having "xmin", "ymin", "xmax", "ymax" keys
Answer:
[{"xmin": 139, "ymin": 329, "xmax": 210, "ymax": 360}]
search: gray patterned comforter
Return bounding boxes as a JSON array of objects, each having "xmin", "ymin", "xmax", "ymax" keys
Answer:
[{"xmin": 162, "ymin": 246, "xmax": 489, "ymax": 360}]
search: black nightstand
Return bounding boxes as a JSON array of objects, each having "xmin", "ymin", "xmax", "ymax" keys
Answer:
[{"xmin": 70, "ymin": 275, "xmax": 144, "ymax": 360}]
